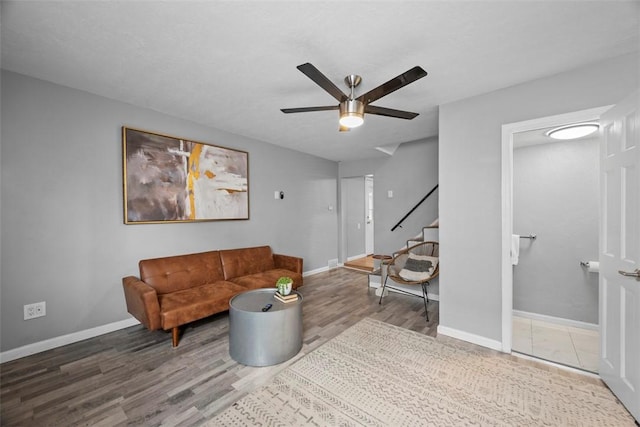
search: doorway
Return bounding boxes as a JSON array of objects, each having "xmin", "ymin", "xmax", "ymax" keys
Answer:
[
  {"xmin": 511, "ymin": 127, "xmax": 600, "ymax": 371},
  {"xmin": 342, "ymin": 175, "xmax": 375, "ymax": 272},
  {"xmin": 500, "ymin": 106, "xmax": 612, "ymax": 369}
]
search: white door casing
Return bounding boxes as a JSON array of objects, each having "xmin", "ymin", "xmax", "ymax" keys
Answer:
[
  {"xmin": 599, "ymin": 90, "xmax": 640, "ymax": 422},
  {"xmin": 365, "ymin": 175, "xmax": 374, "ymax": 255},
  {"xmin": 501, "ymin": 106, "xmax": 611, "ymax": 353}
]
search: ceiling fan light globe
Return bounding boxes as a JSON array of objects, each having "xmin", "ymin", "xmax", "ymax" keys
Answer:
[{"xmin": 339, "ymin": 114, "xmax": 364, "ymax": 128}]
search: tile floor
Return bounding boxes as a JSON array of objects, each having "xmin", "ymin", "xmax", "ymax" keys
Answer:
[{"xmin": 512, "ymin": 315, "xmax": 600, "ymax": 373}]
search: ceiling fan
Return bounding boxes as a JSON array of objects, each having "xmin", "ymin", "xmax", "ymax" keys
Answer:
[{"xmin": 281, "ymin": 63, "xmax": 428, "ymax": 131}]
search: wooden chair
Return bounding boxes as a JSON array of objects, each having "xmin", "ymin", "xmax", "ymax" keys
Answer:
[{"xmin": 378, "ymin": 241, "xmax": 439, "ymax": 321}]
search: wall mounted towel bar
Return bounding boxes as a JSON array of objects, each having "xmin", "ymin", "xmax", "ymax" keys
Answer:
[{"xmin": 519, "ymin": 234, "xmax": 537, "ymax": 240}]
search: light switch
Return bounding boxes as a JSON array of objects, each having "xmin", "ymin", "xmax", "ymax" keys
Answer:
[{"xmin": 387, "ymin": 190, "xmax": 393, "ymax": 198}]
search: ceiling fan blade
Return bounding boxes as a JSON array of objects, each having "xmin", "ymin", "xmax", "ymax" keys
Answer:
[
  {"xmin": 357, "ymin": 66, "xmax": 427, "ymax": 105},
  {"xmin": 365, "ymin": 105, "xmax": 419, "ymax": 120},
  {"xmin": 297, "ymin": 63, "xmax": 348, "ymax": 102},
  {"xmin": 281, "ymin": 105, "xmax": 339, "ymax": 114}
]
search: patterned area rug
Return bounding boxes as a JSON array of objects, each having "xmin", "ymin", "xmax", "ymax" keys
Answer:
[{"xmin": 208, "ymin": 318, "xmax": 634, "ymax": 426}]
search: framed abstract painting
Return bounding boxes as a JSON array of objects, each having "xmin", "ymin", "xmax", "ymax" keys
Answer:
[{"xmin": 122, "ymin": 127, "xmax": 249, "ymax": 224}]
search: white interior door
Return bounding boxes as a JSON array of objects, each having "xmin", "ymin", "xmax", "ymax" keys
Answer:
[{"xmin": 599, "ymin": 90, "xmax": 640, "ymax": 422}]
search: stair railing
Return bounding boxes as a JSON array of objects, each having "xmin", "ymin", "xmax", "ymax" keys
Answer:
[{"xmin": 391, "ymin": 184, "xmax": 438, "ymax": 231}]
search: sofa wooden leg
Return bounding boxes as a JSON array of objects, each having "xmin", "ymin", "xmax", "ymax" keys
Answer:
[{"xmin": 172, "ymin": 327, "xmax": 180, "ymax": 347}]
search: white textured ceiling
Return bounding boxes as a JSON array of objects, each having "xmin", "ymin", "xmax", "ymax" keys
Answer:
[{"xmin": 2, "ymin": 1, "xmax": 638, "ymax": 162}]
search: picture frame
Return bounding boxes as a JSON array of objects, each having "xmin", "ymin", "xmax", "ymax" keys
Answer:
[{"xmin": 122, "ymin": 127, "xmax": 249, "ymax": 224}]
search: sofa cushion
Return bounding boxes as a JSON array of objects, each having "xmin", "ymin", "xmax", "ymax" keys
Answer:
[
  {"xmin": 158, "ymin": 281, "xmax": 246, "ymax": 329},
  {"xmin": 140, "ymin": 251, "xmax": 225, "ymax": 295},
  {"xmin": 229, "ymin": 268, "xmax": 303, "ymax": 290},
  {"xmin": 219, "ymin": 246, "xmax": 276, "ymax": 280}
]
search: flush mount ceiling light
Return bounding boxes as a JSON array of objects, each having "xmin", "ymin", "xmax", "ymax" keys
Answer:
[{"xmin": 546, "ymin": 122, "xmax": 599, "ymax": 140}]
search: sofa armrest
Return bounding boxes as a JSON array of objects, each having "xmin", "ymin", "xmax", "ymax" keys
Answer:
[
  {"xmin": 122, "ymin": 276, "xmax": 162, "ymax": 330},
  {"xmin": 273, "ymin": 254, "xmax": 303, "ymax": 274}
]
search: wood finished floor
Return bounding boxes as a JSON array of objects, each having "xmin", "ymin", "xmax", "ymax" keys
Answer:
[
  {"xmin": 0, "ymin": 268, "xmax": 439, "ymax": 426},
  {"xmin": 1, "ymin": 268, "xmax": 606, "ymax": 426},
  {"xmin": 343, "ymin": 255, "xmax": 375, "ymax": 272}
]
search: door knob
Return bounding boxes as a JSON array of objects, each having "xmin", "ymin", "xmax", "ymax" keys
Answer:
[{"xmin": 618, "ymin": 269, "xmax": 640, "ymax": 281}]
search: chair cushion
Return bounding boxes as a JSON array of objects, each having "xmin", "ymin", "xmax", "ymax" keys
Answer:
[{"xmin": 399, "ymin": 254, "xmax": 438, "ymax": 282}]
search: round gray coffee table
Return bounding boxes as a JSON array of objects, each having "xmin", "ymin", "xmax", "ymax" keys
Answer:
[{"xmin": 229, "ymin": 288, "xmax": 303, "ymax": 366}]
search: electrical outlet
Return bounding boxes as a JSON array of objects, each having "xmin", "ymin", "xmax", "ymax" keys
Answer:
[{"xmin": 24, "ymin": 301, "xmax": 46, "ymax": 320}]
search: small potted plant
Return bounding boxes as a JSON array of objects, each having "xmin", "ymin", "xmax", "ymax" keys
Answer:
[{"xmin": 276, "ymin": 276, "xmax": 293, "ymax": 296}]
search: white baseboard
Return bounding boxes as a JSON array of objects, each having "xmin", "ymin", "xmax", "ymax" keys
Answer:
[
  {"xmin": 303, "ymin": 266, "xmax": 328, "ymax": 276},
  {"xmin": 303, "ymin": 263, "xmax": 346, "ymax": 277},
  {"xmin": 346, "ymin": 253, "xmax": 367, "ymax": 262},
  {"xmin": 512, "ymin": 310, "xmax": 598, "ymax": 331},
  {"xmin": 303, "ymin": 265, "xmax": 340, "ymax": 276},
  {"xmin": 0, "ymin": 318, "xmax": 140, "ymax": 364},
  {"xmin": 437, "ymin": 325, "xmax": 503, "ymax": 352}
]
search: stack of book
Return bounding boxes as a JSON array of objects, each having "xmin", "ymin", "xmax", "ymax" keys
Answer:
[{"xmin": 274, "ymin": 292, "xmax": 298, "ymax": 303}]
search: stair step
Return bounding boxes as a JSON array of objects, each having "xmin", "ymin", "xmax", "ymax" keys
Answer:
[
  {"xmin": 344, "ymin": 255, "xmax": 375, "ymax": 272},
  {"xmin": 424, "ymin": 218, "xmax": 439, "ymax": 229}
]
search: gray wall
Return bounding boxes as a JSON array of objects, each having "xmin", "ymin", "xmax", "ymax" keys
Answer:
[
  {"xmin": 1, "ymin": 71, "xmax": 339, "ymax": 352},
  {"xmin": 340, "ymin": 137, "xmax": 439, "ymax": 258},
  {"xmin": 513, "ymin": 138, "xmax": 599, "ymax": 323},
  {"xmin": 439, "ymin": 53, "xmax": 638, "ymax": 343}
]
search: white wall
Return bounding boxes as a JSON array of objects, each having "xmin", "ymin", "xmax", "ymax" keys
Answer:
[
  {"xmin": 513, "ymin": 138, "xmax": 599, "ymax": 323},
  {"xmin": 439, "ymin": 53, "xmax": 638, "ymax": 344},
  {"xmin": 0, "ymin": 71, "xmax": 339, "ymax": 352}
]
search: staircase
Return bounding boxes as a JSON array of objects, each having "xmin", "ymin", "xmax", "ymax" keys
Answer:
[
  {"xmin": 405, "ymin": 218, "xmax": 439, "ymax": 248},
  {"xmin": 368, "ymin": 218, "xmax": 439, "ymax": 298}
]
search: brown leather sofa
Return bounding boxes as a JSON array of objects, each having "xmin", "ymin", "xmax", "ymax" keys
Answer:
[{"xmin": 122, "ymin": 245, "xmax": 303, "ymax": 347}]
